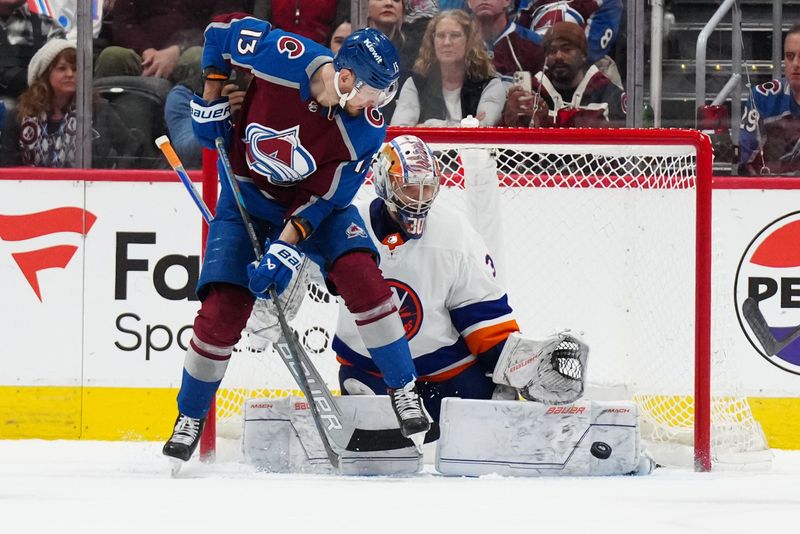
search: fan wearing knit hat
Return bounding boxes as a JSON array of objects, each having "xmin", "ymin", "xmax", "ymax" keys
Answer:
[
  {"xmin": 0, "ymin": 38, "xmax": 142, "ymax": 168},
  {"xmin": 501, "ymin": 20, "xmax": 626, "ymax": 128}
]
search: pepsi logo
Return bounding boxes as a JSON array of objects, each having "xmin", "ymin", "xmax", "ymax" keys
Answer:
[{"xmin": 735, "ymin": 211, "xmax": 800, "ymax": 374}]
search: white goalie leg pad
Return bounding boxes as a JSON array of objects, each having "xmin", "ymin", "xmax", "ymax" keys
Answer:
[
  {"xmin": 493, "ymin": 331, "xmax": 588, "ymax": 404},
  {"xmin": 243, "ymin": 395, "xmax": 423, "ymax": 475},
  {"xmin": 436, "ymin": 398, "xmax": 651, "ymax": 477},
  {"xmin": 243, "ymin": 263, "xmax": 311, "ymax": 350}
]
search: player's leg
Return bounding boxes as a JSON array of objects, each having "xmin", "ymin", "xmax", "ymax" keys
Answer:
[
  {"xmin": 163, "ymin": 191, "xmax": 271, "ymax": 462},
  {"xmin": 309, "ymin": 207, "xmax": 430, "ymax": 440}
]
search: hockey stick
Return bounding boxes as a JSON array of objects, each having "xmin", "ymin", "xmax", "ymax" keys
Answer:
[
  {"xmin": 742, "ymin": 297, "xmax": 800, "ymax": 356},
  {"xmin": 213, "ymin": 138, "xmax": 412, "ymax": 467},
  {"xmin": 155, "ymin": 136, "xmax": 214, "ymax": 224}
]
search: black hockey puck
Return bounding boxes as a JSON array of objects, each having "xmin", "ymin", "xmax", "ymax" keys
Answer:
[{"xmin": 590, "ymin": 441, "xmax": 612, "ymax": 459}]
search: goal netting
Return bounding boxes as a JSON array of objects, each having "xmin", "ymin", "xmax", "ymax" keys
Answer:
[{"xmin": 210, "ymin": 127, "xmax": 771, "ymax": 470}]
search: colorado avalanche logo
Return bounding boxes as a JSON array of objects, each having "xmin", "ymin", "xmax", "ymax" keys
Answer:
[
  {"xmin": 735, "ymin": 211, "xmax": 800, "ymax": 374},
  {"xmin": 244, "ymin": 123, "xmax": 317, "ymax": 185},
  {"xmin": 366, "ymin": 107, "xmax": 384, "ymax": 128},
  {"xmin": 277, "ymin": 36, "xmax": 304, "ymax": 59},
  {"xmin": 387, "ymin": 279, "xmax": 423, "ymax": 340},
  {"xmin": 345, "ymin": 222, "xmax": 367, "ymax": 239}
]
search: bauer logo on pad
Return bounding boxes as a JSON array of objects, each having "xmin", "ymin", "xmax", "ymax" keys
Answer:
[{"xmin": 735, "ymin": 210, "xmax": 800, "ymax": 375}]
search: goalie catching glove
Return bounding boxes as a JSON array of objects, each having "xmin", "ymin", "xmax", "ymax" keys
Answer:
[
  {"xmin": 244, "ymin": 258, "xmax": 310, "ymax": 350},
  {"xmin": 492, "ymin": 332, "xmax": 589, "ymax": 404}
]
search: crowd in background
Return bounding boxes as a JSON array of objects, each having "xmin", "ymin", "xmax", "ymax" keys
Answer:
[{"xmin": 6, "ymin": 0, "xmax": 791, "ymax": 175}]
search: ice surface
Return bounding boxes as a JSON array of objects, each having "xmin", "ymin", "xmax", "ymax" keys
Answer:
[{"xmin": 0, "ymin": 439, "xmax": 797, "ymax": 534}]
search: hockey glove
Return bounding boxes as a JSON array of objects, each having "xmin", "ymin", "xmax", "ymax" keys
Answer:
[
  {"xmin": 247, "ymin": 240, "xmax": 304, "ymax": 298},
  {"xmin": 190, "ymin": 93, "xmax": 232, "ymax": 150}
]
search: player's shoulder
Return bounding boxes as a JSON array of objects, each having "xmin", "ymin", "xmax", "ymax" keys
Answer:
[
  {"xmin": 421, "ymin": 203, "xmax": 482, "ymax": 251},
  {"xmin": 338, "ymin": 107, "xmax": 388, "ymax": 158},
  {"xmin": 750, "ymin": 79, "xmax": 793, "ymax": 115},
  {"xmin": 260, "ymin": 29, "xmax": 333, "ymax": 76}
]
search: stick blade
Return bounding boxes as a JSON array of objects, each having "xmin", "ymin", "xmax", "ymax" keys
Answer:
[{"xmin": 742, "ymin": 297, "xmax": 778, "ymax": 355}]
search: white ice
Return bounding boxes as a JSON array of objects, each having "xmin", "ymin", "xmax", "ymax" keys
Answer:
[{"xmin": 1, "ymin": 440, "xmax": 798, "ymax": 534}]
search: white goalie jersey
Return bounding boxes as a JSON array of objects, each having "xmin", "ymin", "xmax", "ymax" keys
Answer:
[{"xmin": 332, "ymin": 197, "xmax": 519, "ymax": 381}]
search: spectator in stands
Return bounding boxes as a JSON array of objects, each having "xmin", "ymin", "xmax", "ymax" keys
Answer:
[
  {"xmin": 328, "ymin": 17, "xmax": 351, "ymax": 54},
  {"xmin": 518, "ymin": 0, "xmax": 623, "ymax": 64},
  {"xmin": 739, "ymin": 23, "xmax": 800, "ymax": 176},
  {"xmin": 467, "ymin": 0, "xmax": 544, "ymax": 79},
  {"xmin": 94, "ymin": 0, "xmax": 240, "ymax": 80},
  {"xmin": 253, "ymin": 1, "xmax": 349, "ymax": 45},
  {"xmin": 391, "ymin": 9, "xmax": 505, "ymax": 127},
  {"xmin": 0, "ymin": 0, "xmax": 66, "ymax": 100},
  {"xmin": 164, "ymin": 55, "xmax": 250, "ymax": 169},
  {"xmin": 501, "ymin": 21, "xmax": 625, "ymax": 128},
  {"xmin": 0, "ymin": 39, "xmax": 142, "ymax": 167}
]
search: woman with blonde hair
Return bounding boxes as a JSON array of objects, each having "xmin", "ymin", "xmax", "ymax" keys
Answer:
[
  {"xmin": 390, "ymin": 9, "xmax": 505, "ymax": 127},
  {"xmin": 1, "ymin": 39, "xmax": 141, "ymax": 168}
]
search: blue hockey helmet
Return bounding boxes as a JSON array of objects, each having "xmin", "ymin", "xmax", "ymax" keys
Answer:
[{"xmin": 333, "ymin": 28, "xmax": 400, "ymax": 108}]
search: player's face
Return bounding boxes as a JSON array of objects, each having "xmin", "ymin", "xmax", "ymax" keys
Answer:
[
  {"xmin": 784, "ymin": 33, "xmax": 800, "ymax": 95},
  {"xmin": 434, "ymin": 17, "xmax": 467, "ymax": 66},
  {"xmin": 468, "ymin": 0, "xmax": 510, "ymax": 20},
  {"xmin": 330, "ymin": 22, "xmax": 352, "ymax": 54},
  {"xmin": 48, "ymin": 55, "xmax": 77, "ymax": 101},
  {"xmin": 368, "ymin": 0, "xmax": 403, "ymax": 28},
  {"xmin": 545, "ymin": 38, "xmax": 584, "ymax": 86}
]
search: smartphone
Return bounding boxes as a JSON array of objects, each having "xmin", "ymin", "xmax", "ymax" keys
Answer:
[{"xmin": 513, "ymin": 71, "xmax": 532, "ymax": 93}]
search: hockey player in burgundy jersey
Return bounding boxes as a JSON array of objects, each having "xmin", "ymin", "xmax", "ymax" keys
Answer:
[{"xmin": 163, "ymin": 15, "xmax": 430, "ymax": 465}]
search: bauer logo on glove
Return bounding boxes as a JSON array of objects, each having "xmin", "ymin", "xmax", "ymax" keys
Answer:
[{"xmin": 248, "ymin": 240, "xmax": 304, "ymax": 297}]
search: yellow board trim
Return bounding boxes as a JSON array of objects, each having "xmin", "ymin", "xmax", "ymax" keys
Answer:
[{"xmin": 1, "ymin": 386, "xmax": 799, "ymax": 448}]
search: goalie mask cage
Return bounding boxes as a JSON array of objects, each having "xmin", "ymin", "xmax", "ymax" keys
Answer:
[{"xmin": 202, "ymin": 127, "xmax": 771, "ymax": 472}]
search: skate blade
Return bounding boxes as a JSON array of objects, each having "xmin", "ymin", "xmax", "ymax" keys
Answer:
[
  {"xmin": 409, "ymin": 432, "xmax": 425, "ymax": 454},
  {"xmin": 168, "ymin": 457, "xmax": 185, "ymax": 477}
]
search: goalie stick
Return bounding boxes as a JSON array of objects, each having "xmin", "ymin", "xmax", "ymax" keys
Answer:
[
  {"xmin": 742, "ymin": 297, "xmax": 800, "ymax": 356},
  {"xmin": 213, "ymin": 138, "xmax": 413, "ymax": 468}
]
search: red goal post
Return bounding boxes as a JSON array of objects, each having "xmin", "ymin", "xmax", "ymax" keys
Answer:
[{"xmin": 200, "ymin": 127, "xmax": 773, "ymax": 472}]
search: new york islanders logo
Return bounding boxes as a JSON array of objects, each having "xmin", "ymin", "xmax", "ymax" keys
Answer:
[
  {"xmin": 0, "ymin": 207, "xmax": 96, "ymax": 301},
  {"xmin": 735, "ymin": 211, "xmax": 800, "ymax": 374},
  {"xmin": 245, "ymin": 123, "xmax": 317, "ymax": 185},
  {"xmin": 387, "ymin": 279, "xmax": 423, "ymax": 340}
]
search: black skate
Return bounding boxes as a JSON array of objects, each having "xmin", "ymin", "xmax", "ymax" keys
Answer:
[
  {"xmin": 389, "ymin": 381, "xmax": 430, "ymax": 449},
  {"xmin": 163, "ymin": 413, "xmax": 205, "ymax": 469}
]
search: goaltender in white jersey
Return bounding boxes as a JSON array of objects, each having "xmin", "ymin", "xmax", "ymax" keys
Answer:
[{"xmin": 333, "ymin": 182, "xmax": 519, "ymax": 425}]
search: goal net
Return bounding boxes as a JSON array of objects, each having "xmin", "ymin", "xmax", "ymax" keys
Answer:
[{"xmin": 210, "ymin": 127, "xmax": 770, "ymax": 471}]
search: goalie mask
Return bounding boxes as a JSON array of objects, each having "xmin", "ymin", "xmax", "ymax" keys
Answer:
[{"xmin": 372, "ymin": 135, "xmax": 441, "ymax": 239}]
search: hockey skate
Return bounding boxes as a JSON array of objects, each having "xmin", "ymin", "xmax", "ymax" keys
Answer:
[
  {"xmin": 163, "ymin": 413, "xmax": 205, "ymax": 474},
  {"xmin": 389, "ymin": 381, "xmax": 430, "ymax": 451}
]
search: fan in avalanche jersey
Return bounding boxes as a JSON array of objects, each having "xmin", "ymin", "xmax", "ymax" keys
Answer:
[
  {"xmin": 739, "ymin": 24, "xmax": 800, "ymax": 176},
  {"xmin": 333, "ymin": 135, "xmax": 521, "ymax": 426},
  {"xmin": 517, "ymin": 0, "xmax": 622, "ymax": 64},
  {"xmin": 163, "ymin": 15, "xmax": 431, "ymax": 465}
]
